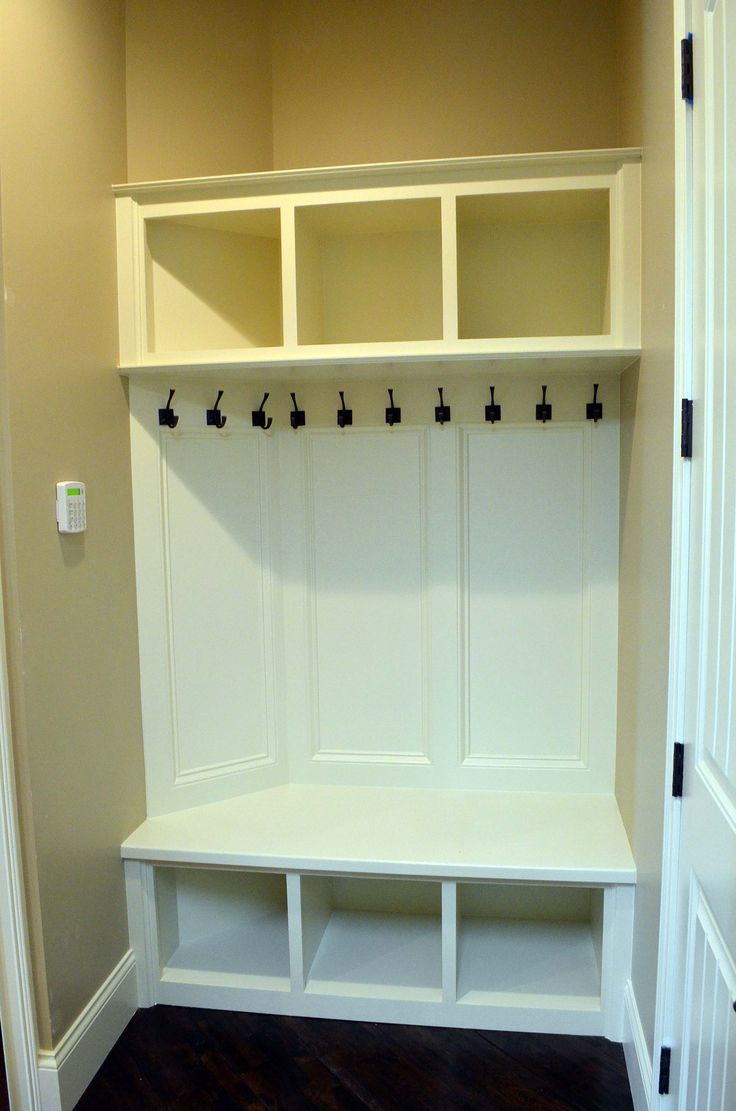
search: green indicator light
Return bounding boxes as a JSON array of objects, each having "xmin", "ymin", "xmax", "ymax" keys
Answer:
[{"xmin": 67, "ymin": 488, "xmax": 81, "ymax": 496}]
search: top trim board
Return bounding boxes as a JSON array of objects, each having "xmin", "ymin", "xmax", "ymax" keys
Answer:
[
  {"xmin": 113, "ymin": 148, "xmax": 643, "ymax": 203},
  {"xmin": 121, "ymin": 784, "xmax": 636, "ymax": 884}
]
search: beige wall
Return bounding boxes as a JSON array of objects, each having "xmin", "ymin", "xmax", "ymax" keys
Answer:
[
  {"xmin": 0, "ymin": 0, "xmax": 145, "ymax": 1044},
  {"xmin": 125, "ymin": 0, "xmax": 623, "ymax": 181},
  {"xmin": 616, "ymin": 0, "xmax": 674, "ymax": 1059},
  {"xmin": 126, "ymin": 0, "xmax": 273, "ymax": 182},
  {"xmin": 271, "ymin": 0, "xmax": 620, "ymax": 169}
]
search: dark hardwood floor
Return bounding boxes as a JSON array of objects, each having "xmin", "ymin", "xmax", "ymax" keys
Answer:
[{"xmin": 78, "ymin": 1008, "xmax": 633, "ymax": 1110}]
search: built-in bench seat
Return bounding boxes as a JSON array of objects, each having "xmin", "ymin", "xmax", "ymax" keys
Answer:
[{"xmin": 122, "ymin": 786, "xmax": 635, "ymax": 1039}]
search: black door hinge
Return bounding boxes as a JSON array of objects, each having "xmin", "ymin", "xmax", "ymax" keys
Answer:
[
  {"xmin": 681, "ymin": 399, "xmax": 693, "ymax": 458},
  {"xmin": 658, "ymin": 1046, "xmax": 672, "ymax": 1095},
  {"xmin": 672, "ymin": 742, "xmax": 685, "ymax": 798},
  {"xmin": 682, "ymin": 35, "xmax": 694, "ymax": 101}
]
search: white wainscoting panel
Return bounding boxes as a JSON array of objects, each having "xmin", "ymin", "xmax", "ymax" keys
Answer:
[
  {"xmin": 681, "ymin": 883, "xmax": 736, "ymax": 1110},
  {"xmin": 304, "ymin": 430, "xmax": 430, "ymax": 764},
  {"xmin": 461, "ymin": 426, "xmax": 588, "ymax": 767},
  {"xmin": 163, "ymin": 434, "xmax": 276, "ymax": 781},
  {"xmin": 130, "ymin": 380, "xmax": 285, "ymax": 815}
]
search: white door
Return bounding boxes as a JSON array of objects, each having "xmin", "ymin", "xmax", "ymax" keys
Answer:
[{"xmin": 670, "ymin": 1, "xmax": 736, "ymax": 1105}]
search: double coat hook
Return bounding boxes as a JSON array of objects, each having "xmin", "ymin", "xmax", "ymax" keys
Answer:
[
  {"xmin": 206, "ymin": 389, "xmax": 227, "ymax": 428},
  {"xmin": 536, "ymin": 385, "xmax": 552, "ymax": 424},
  {"xmin": 252, "ymin": 392, "xmax": 273, "ymax": 430},
  {"xmin": 435, "ymin": 387, "xmax": 451, "ymax": 425},
  {"xmin": 158, "ymin": 388, "xmax": 179, "ymax": 428},
  {"xmin": 385, "ymin": 388, "xmax": 401, "ymax": 427},
  {"xmin": 290, "ymin": 392, "xmax": 305, "ymax": 430},
  {"xmin": 587, "ymin": 383, "xmax": 603, "ymax": 423},
  {"xmin": 337, "ymin": 390, "xmax": 353, "ymax": 428},
  {"xmin": 485, "ymin": 386, "xmax": 501, "ymax": 424}
]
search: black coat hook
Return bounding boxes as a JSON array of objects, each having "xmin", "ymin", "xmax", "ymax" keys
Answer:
[
  {"xmin": 337, "ymin": 390, "xmax": 353, "ymax": 428},
  {"xmin": 252, "ymin": 392, "xmax": 273, "ymax": 430},
  {"xmin": 158, "ymin": 388, "xmax": 179, "ymax": 428},
  {"xmin": 536, "ymin": 384, "xmax": 552, "ymax": 424},
  {"xmin": 385, "ymin": 388, "xmax": 401, "ymax": 427},
  {"xmin": 206, "ymin": 389, "xmax": 227, "ymax": 429},
  {"xmin": 290, "ymin": 392, "xmax": 305, "ymax": 430},
  {"xmin": 485, "ymin": 386, "xmax": 501, "ymax": 424},
  {"xmin": 435, "ymin": 387, "xmax": 451, "ymax": 425},
  {"xmin": 586, "ymin": 383, "xmax": 603, "ymax": 423}
]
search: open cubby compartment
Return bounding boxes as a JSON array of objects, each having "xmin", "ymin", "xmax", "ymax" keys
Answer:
[
  {"xmin": 300, "ymin": 875, "xmax": 443, "ymax": 1002},
  {"xmin": 155, "ymin": 866, "xmax": 291, "ymax": 990},
  {"xmin": 295, "ymin": 197, "xmax": 443, "ymax": 345},
  {"xmin": 144, "ymin": 207, "xmax": 283, "ymax": 353},
  {"xmin": 455, "ymin": 882, "xmax": 603, "ymax": 1009},
  {"xmin": 456, "ymin": 188, "xmax": 611, "ymax": 340}
]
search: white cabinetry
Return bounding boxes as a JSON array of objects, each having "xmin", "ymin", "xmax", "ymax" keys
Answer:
[
  {"xmin": 118, "ymin": 150, "xmax": 641, "ymax": 1039},
  {"xmin": 115, "ymin": 149, "xmax": 640, "ymax": 375}
]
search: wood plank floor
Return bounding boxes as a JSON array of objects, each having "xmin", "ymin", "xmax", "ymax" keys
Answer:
[{"xmin": 78, "ymin": 1008, "xmax": 634, "ymax": 1110}]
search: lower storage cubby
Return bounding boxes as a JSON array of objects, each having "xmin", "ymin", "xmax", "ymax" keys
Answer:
[
  {"xmin": 455, "ymin": 883, "xmax": 603, "ymax": 1009},
  {"xmin": 155, "ymin": 867, "xmax": 291, "ymax": 991},
  {"xmin": 301, "ymin": 876, "xmax": 443, "ymax": 1002}
]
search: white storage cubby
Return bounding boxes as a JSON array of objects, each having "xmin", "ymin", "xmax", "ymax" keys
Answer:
[
  {"xmin": 155, "ymin": 867, "xmax": 290, "ymax": 991},
  {"xmin": 301, "ymin": 876, "xmax": 443, "ymax": 1001},
  {"xmin": 456, "ymin": 189, "xmax": 610, "ymax": 340},
  {"xmin": 454, "ymin": 883, "xmax": 603, "ymax": 1008},
  {"xmin": 115, "ymin": 149, "xmax": 640, "ymax": 374},
  {"xmin": 144, "ymin": 208, "xmax": 283, "ymax": 353},
  {"xmin": 295, "ymin": 198, "xmax": 443, "ymax": 345}
]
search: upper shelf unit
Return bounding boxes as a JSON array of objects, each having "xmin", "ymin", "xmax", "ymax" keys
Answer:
[{"xmin": 114, "ymin": 149, "xmax": 641, "ymax": 380}]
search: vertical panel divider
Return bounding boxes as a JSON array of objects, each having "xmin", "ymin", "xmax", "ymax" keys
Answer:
[
  {"xmin": 442, "ymin": 879, "xmax": 458, "ymax": 1004},
  {"xmin": 286, "ymin": 871, "xmax": 305, "ymax": 994},
  {"xmin": 441, "ymin": 192, "xmax": 459, "ymax": 341},
  {"xmin": 280, "ymin": 202, "xmax": 299, "ymax": 349}
]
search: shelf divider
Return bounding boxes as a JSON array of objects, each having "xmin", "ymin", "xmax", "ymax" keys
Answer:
[{"xmin": 442, "ymin": 880, "xmax": 458, "ymax": 1004}]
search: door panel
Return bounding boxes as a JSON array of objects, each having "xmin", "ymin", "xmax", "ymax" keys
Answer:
[{"xmin": 675, "ymin": 1, "xmax": 736, "ymax": 1105}]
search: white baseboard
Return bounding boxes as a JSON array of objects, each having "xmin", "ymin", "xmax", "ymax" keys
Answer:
[
  {"xmin": 623, "ymin": 980, "xmax": 653, "ymax": 1111},
  {"xmin": 37, "ymin": 950, "xmax": 137, "ymax": 1111}
]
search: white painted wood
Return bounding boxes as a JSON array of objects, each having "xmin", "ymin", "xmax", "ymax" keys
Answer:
[
  {"xmin": 37, "ymin": 951, "xmax": 137, "ymax": 1111},
  {"xmin": 624, "ymin": 981, "xmax": 653, "ymax": 1111},
  {"xmin": 667, "ymin": 3, "xmax": 736, "ymax": 1105},
  {"xmin": 441, "ymin": 881, "xmax": 458, "ymax": 1004},
  {"xmin": 123, "ymin": 859, "xmax": 158, "ymax": 1007},
  {"xmin": 305, "ymin": 911, "xmax": 442, "ymax": 1002},
  {"xmin": 286, "ymin": 872, "xmax": 305, "ymax": 992},
  {"xmin": 600, "ymin": 883, "xmax": 635, "ymax": 1041},
  {"xmin": 145, "ymin": 211, "xmax": 282, "ymax": 354},
  {"xmin": 121, "ymin": 346, "xmax": 641, "ymax": 379},
  {"xmin": 0, "ymin": 517, "xmax": 41, "ymax": 1107},
  {"xmin": 614, "ymin": 161, "xmax": 642, "ymax": 349},
  {"xmin": 304, "ymin": 428, "xmax": 429, "ymax": 765},
  {"xmin": 153, "ymin": 975, "xmax": 607, "ymax": 1035},
  {"xmin": 115, "ymin": 152, "xmax": 641, "ymax": 376},
  {"xmin": 157, "ymin": 868, "xmax": 291, "ymax": 990},
  {"xmin": 113, "ymin": 149, "xmax": 642, "ymax": 199},
  {"xmin": 456, "ymin": 188, "xmax": 610, "ymax": 339},
  {"xmin": 457, "ymin": 921, "xmax": 600, "ymax": 1008},
  {"xmin": 121, "ymin": 784, "xmax": 635, "ymax": 883},
  {"xmin": 129, "ymin": 382, "xmax": 286, "ymax": 815},
  {"xmin": 455, "ymin": 882, "xmax": 602, "ymax": 1007},
  {"xmin": 294, "ymin": 198, "xmax": 443, "ymax": 345},
  {"xmin": 460, "ymin": 422, "xmax": 618, "ymax": 791},
  {"xmin": 123, "ymin": 857, "xmax": 633, "ymax": 1037}
]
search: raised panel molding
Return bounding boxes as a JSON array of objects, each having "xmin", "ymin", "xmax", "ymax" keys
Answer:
[
  {"xmin": 304, "ymin": 429, "xmax": 432, "ymax": 766},
  {"xmin": 682, "ymin": 880, "xmax": 736, "ymax": 1107},
  {"xmin": 459, "ymin": 426, "xmax": 592, "ymax": 770},
  {"xmin": 161, "ymin": 431, "xmax": 278, "ymax": 784}
]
